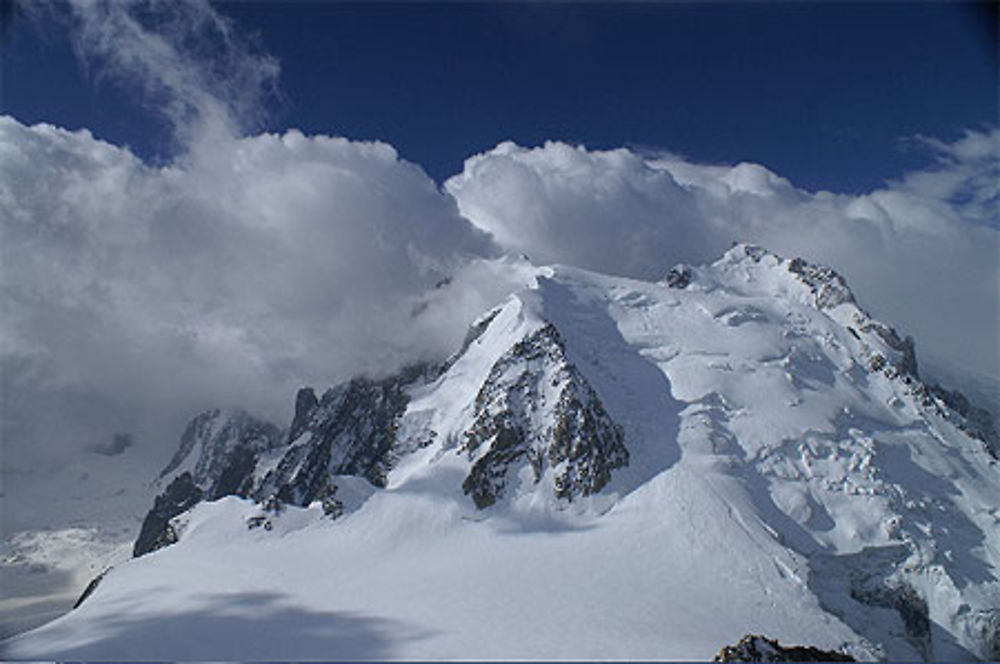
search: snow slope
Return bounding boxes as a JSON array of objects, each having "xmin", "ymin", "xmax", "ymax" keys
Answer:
[{"xmin": 5, "ymin": 245, "xmax": 998, "ymax": 660}]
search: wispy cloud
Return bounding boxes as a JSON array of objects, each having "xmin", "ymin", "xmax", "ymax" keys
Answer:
[
  {"xmin": 898, "ymin": 128, "xmax": 1000, "ymax": 227},
  {"xmin": 56, "ymin": 0, "xmax": 280, "ymax": 147}
]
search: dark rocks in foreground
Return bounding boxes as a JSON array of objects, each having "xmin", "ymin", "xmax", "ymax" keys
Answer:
[
  {"xmin": 715, "ymin": 634, "xmax": 855, "ymax": 662},
  {"xmin": 72, "ymin": 569, "xmax": 107, "ymax": 609}
]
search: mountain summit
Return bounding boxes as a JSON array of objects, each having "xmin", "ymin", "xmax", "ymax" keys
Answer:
[{"xmin": 6, "ymin": 245, "xmax": 998, "ymax": 661}]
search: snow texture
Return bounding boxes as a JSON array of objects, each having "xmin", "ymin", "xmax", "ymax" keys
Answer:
[{"xmin": 5, "ymin": 245, "xmax": 999, "ymax": 661}]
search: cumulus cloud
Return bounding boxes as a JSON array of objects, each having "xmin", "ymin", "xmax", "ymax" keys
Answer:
[
  {"xmin": 442, "ymin": 141, "xmax": 718, "ymax": 279},
  {"xmin": 0, "ymin": 117, "xmax": 503, "ymax": 475},
  {"xmin": 446, "ymin": 133, "xmax": 1000, "ymax": 395},
  {"xmin": 1, "ymin": 1, "xmax": 506, "ymax": 484}
]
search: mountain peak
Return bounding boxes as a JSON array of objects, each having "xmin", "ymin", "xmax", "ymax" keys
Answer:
[
  {"xmin": 158, "ymin": 408, "xmax": 284, "ymax": 492},
  {"xmin": 460, "ymin": 322, "xmax": 628, "ymax": 508},
  {"xmin": 709, "ymin": 242, "xmax": 858, "ymax": 312},
  {"xmin": 43, "ymin": 243, "xmax": 998, "ymax": 662}
]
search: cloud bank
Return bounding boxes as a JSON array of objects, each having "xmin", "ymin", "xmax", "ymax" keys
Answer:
[
  {"xmin": 446, "ymin": 134, "xmax": 1000, "ymax": 392},
  {"xmin": 1, "ymin": 1, "xmax": 509, "ymax": 482},
  {"xmin": 0, "ymin": 117, "xmax": 511, "ymax": 474}
]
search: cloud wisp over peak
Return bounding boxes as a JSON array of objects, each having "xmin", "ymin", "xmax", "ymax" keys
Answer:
[
  {"xmin": 0, "ymin": 116, "xmax": 504, "ymax": 474},
  {"xmin": 447, "ymin": 133, "xmax": 999, "ymax": 386},
  {"xmin": 52, "ymin": 0, "xmax": 281, "ymax": 148}
]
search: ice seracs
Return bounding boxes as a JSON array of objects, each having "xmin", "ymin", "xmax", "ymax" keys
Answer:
[{"xmin": 6, "ymin": 244, "xmax": 998, "ymax": 661}]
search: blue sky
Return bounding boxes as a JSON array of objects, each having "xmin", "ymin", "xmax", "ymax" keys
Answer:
[{"xmin": 3, "ymin": 1, "xmax": 996, "ymax": 192}]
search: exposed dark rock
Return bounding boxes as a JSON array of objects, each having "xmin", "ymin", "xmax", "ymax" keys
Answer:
[
  {"xmin": 160, "ymin": 411, "xmax": 215, "ymax": 479},
  {"xmin": 134, "ymin": 472, "xmax": 203, "ymax": 557},
  {"xmin": 928, "ymin": 384, "xmax": 999, "ymax": 459},
  {"xmin": 896, "ymin": 587, "xmax": 931, "ymax": 651},
  {"xmin": 737, "ymin": 243, "xmax": 769, "ymax": 263},
  {"xmin": 190, "ymin": 411, "xmax": 283, "ymax": 487},
  {"xmin": 549, "ymin": 387, "xmax": 628, "ymax": 500},
  {"xmin": 462, "ymin": 324, "xmax": 628, "ymax": 508},
  {"xmin": 849, "ymin": 578, "xmax": 931, "ymax": 660},
  {"xmin": 729, "ymin": 244, "xmax": 858, "ymax": 312},
  {"xmin": 666, "ymin": 265, "xmax": 692, "ymax": 289},
  {"xmin": 288, "ymin": 387, "xmax": 319, "ymax": 444},
  {"xmin": 964, "ymin": 609, "xmax": 1000, "ymax": 661},
  {"xmin": 308, "ymin": 374, "xmax": 409, "ymax": 486},
  {"xmin": 246, "ymin": 515, "xmax": 272, "ymax": 531},
  {"xmin": 869, "ymin": 353, "xmax": 886, "ymax": 373},
  {"xmin": 714, "ymin": 634, "xmax": 855, "ymax": 662},
  {"xmin": 208, "ymin": 444, "xmax": 259, "ymax": 500},
  {"xmin": 136, "ymin": 409, "xmax": 286, "ymax": 558},
  {"xmin": 72, "ymin": 569, "xmax": 108, "ymax": 609},
  {"xmin": 261, "ymin": 494, "xmax": 285, "ymax": 514},
  {"xmin": 272, "ymin": 433, "xmax": 338, "ymax": 506},
  {"xmin": 258, "ymin": 365, "xmax": 427, "ymax": 506},
  {"xmin": 463, "ymin": 424, "xmax": 529, "ymax": 509},
  {"xmin": 735, "ymin": 246, "xmax": 923, "ymax": 386},
  {"xmin": 159, "ymin": 409, "xmax": 283, "ymax": 485},
  {"xmin": 787, "ymin": 257, "xmax": 857, "ymax": 311},
  {"xmin": 868, "ymin": 324, "xmax": 918, "ymax": 378},
  {"xmin": 315, "ymin": 479, "xmax": 344, "ymax": 518}
]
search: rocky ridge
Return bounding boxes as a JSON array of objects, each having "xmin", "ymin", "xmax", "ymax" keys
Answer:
[
  {"xmin": 255, "ymin": 365, "xmax": 432, "ymax": 506},
  {"xmin": 714, "ymin": 634, "xmax": 855, "ymax": 662},
  {"xmin": 460, "ymin": 323, "xmax": 628, "ymax": 508},
  {"xmin": 713, "ymin": 243, "xmax": 993, "ymax": 460}
]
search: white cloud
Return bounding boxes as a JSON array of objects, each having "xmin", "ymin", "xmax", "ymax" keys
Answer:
[
  {"xmin": 61, "ymin": 0, "xmax": 280, "ymax": 145},
  {"xmin": 0, "ymin": 117, "xmax": 499, "ymax": 473},
  {"xmin": 446, "ymin": 133, "xmax": 999, "ymax": 394},
  {"xmin": 897, "ymin": 127, "xmax": 1000, "ymax": 228},
  {"xmin": 444, "ymin": 141, "xmax": 720, "ymax": 279}
]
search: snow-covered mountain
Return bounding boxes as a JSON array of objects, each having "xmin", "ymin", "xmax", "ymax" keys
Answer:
[{"xmin": 4, "ymin": 244, "xmax": 998, "ymax": 661}]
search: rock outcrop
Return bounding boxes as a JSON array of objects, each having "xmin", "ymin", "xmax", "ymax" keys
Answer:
[
  {"xmin": 714, "ymin": 634, "xmax": 855, "ymax": 662},
  {"xmin": 137, "ymin": 409, "xmax": 285, "ymax": 557},
  {"xmin": 257, "ymin": 365, "xmax": 430, "ymax": 506},
  {"xmin": 461, "ymin": 324, "xmax": 627, "ymax": 508},
  {"xmin": 134, "ymin": 472, "xmax": 203, "ymax": 557}
]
